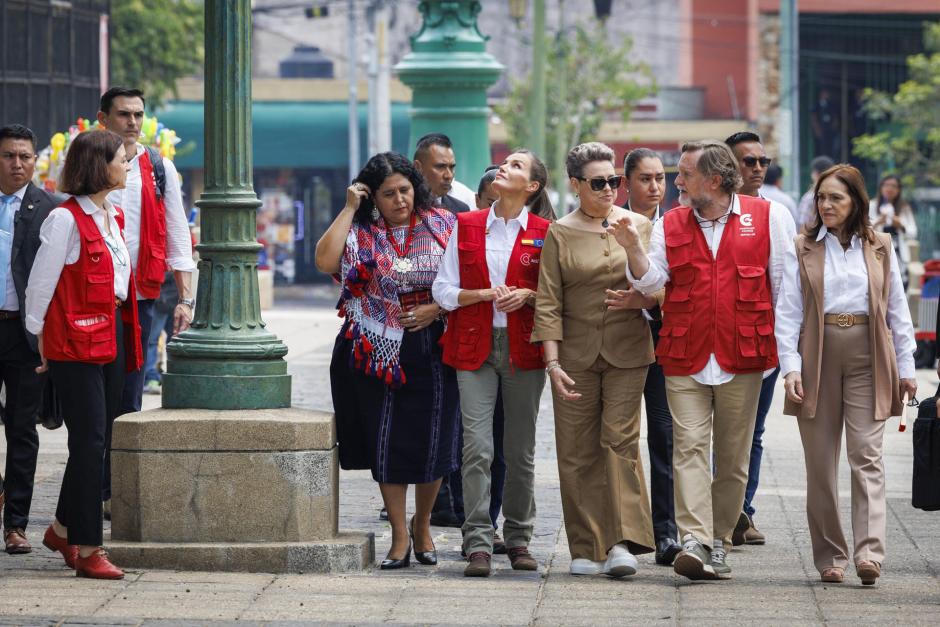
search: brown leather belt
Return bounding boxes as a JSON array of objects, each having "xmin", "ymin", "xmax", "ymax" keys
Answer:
[
  {"xmin": 824, "ymin": 313, "xmax": 869, "ymax": 327},
  {"xmin": 398, "ymin": 289, "xmax": 433, "ymax": 312},
  {"xmin": 0, "ymin": 310, "xmax": 19, "ymax": 320}
]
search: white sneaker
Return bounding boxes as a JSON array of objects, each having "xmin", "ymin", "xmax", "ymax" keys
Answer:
[
  {"xmin": 603, "ymin": 543, "xmax": 638, "ymax": 578},
  {"xmin": 570, "ymin": 558, "xmax": 604, "ymax": 576}
]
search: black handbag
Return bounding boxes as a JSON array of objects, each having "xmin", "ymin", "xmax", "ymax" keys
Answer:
[{"xmin": 912, "ymin": 382, "xmax": 940, "ymax": 511}]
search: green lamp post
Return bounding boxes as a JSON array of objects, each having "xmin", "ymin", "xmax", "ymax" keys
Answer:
[
  {"xmin": 162, "ymin": 0, "xmax": 290, "ymax": 410},
  {"xmin": 394, "ymin": 0, "xmax": 503, "ymax": 184}
]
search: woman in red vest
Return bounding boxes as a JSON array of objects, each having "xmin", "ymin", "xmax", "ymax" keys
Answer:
[
  {"xmin": 25, "ymin": 129, "xmax": 142, "ymax": 579},
  {"xmin": 433, "ymin": 149, "xmax": 554, "ymax": 577},
  {"xmin": 316, "ymin": 152, "xmax": 460, "ymax": 570}
]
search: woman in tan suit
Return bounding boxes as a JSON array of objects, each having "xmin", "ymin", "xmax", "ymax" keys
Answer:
[
  {"xmin": 532, "ymin": 142, "xmax": 655, "ymax": 578},
  {"xmin": 776, "ymin": 164, "xmax": 917, "ymax": 586}
]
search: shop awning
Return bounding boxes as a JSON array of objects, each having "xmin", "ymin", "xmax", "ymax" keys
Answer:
[{"xmin": 156, "ymin": 100, "xmax": 412, "ymax": 170}]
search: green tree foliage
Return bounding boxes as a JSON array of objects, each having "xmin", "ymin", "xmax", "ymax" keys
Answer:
[
  {"xmin": 853, "ymin": 22, "xmax": 940, "ymax": 187},
  {"xmin": 495, "ymin": 22, "xmax": 653, "ymax": 181},
  {"xmin": 110, "ymin": 0, "xmax": 205, "ymax": 109}
]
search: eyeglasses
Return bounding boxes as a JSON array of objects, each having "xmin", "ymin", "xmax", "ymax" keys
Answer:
[
  {"xmin": 0, "ymin": 152, "xmax": 35, "ymax": 163},
  {"xmin": 578, "ymin": 175, "xmax": 623, "ymax": 191},
  {"xmin": 742, "ymin": 156, "xmax": 772, "ymax": 168},
  {"xmin": 907, "ymin": 396, "xmax": 920, "ymax": 408},
  {"xmin": 695, "ymin": 211, "xmax": 732, "ymax": 229}
]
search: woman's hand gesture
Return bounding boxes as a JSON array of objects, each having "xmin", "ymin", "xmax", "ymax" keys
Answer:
[
  {"xmin": 345, "ymin": 182, "xmax": 370, "ymax": 210},
  {"xmin": 548, "ymin": 365, "xmax": 582, "ymax": 401},
  {"xmin": 783, "ymin": 371, "xmax": 803, "ymax": 403},
  {"xmin": 399, "ymin": 303, "xmax": 440, "ymax": 332}
]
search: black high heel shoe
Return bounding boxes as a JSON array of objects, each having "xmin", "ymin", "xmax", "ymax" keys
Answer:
[
  {"xmin": 410, "ymin": 515, "xmax": 438, "ymax": 566},
  {"xmin": 380, "ymin": 540, "xmax": 411, "ymax": 570}
]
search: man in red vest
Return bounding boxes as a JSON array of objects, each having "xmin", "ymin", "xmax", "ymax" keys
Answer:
[
  {"xmin": 96, "ymin": 87, "xmax": 196, "ymax": 510},
  {"xmin": 609, "ymin": 140, "xmax": 796, "ymax": 581}
]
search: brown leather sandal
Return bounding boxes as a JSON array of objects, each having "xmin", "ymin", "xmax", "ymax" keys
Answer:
[
  {"xmin": 856, "ymin": 560, "xmax": 881, "ymax": 586},
  {"xmin": 820, "ymin": 567, "xmax": 844, "ymax": 583}
]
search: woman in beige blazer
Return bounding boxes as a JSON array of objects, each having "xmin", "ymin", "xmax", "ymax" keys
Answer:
[
  {"xmin": 776, "ymin": 164, "xmax": 917, "ymax": 586},
  {"xmin": 532, "ymin": 142, "xmax": 655, "ymax": 578}
]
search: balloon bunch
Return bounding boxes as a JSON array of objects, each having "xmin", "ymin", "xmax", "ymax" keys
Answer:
[{"xmin": 33, "ymin": 115, "xmax": 182, "ymax": 193}]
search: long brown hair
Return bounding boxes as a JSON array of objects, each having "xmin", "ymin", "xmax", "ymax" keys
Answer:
[{"xmin": 805, "ymin": 164, "xmax": 874, "ymax": 244}]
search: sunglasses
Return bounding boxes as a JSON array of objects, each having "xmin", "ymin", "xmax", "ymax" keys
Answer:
[
  {"xmin": 742, "ymin": 156, "xmax": 772, "ymax": 168},
  {"xmin": 578, "ymin": 175, "xmax": 623, "ymax": 191}
]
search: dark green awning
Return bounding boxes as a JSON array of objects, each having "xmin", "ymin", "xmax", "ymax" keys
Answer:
[{"xmin": 156, "ymin": 100, "xmax": 412, "ymax": 170}]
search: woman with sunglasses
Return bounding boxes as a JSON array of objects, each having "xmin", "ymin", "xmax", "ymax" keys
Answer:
[
  {"xmin": 531, "ymin": 142, "xmax": 655, "ymax": 577},
  {"xmin": 777, "ymin": 164, "xmax": 917, "ymax": 586},
  {"xmin": 433, "ymin": 149, "xmax": 554, "ymax": 577},
  {"xmin": 25, "ymin": 129, "xmax": 142, "ymax": 579}
]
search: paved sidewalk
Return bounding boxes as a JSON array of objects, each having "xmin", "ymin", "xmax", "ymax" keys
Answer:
[{"xmin": 1, "ymin": 296, "xmax": 939, "ymax": 625}]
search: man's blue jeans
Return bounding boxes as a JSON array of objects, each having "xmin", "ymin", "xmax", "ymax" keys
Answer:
[
  {"xmin": 743, "ymin": 367, "xmax": 779, "ymax": 517},
  {"xmin": 144, "ymin": 308, "xmax": 174, "ymax": 384}
]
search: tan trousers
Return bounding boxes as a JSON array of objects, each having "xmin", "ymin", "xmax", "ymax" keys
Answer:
[
  {"xmin": 553, "ymin": 357, "xmax": 654, "ymax": 561},
  {"xmin": 666, "ymin": 372, "xmax": 762, "ymax": 547},
  {"xmin": 798, "ymin": 324, "xmax": 885, "ymax": 573}
]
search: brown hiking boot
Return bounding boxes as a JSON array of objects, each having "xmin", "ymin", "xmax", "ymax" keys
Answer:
[
  {"xmin": 732, "ymin": 512, "xmax": 765, "ymax": 546},
  {"xmin": 507, "ymin": 546, "xmax": 538, "ymax": 571},
  {"xmin": 464, "ymin": 551, "xmax": 491, "ymax": 577}
]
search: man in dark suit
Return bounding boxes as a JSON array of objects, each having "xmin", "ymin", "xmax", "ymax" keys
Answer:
[
  {"xmin": 413, "ymin": 133, "xmax": 471, "ymax": 214},
  {"xmin": 0, "ymin": 124, "xmax": 56, "ymax": 554}
]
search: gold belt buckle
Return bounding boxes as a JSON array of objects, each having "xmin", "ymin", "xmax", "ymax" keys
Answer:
[{"xmin": 836, "ymin": 313, "xmax": 854, "ymax": 328}]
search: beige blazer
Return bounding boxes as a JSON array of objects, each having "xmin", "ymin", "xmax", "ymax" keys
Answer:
[
  {"xmin": 531, "ymin": 215, "xmax": 654, "ymax": 371},
  {"xmin": 783, "ymin": 231, "xmax": 902, "ymax": 421}
]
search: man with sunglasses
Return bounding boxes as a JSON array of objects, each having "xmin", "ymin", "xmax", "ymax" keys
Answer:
[
  {"xmin": 0, "ymin": 124, "xmax": 57, "ymax": 555},
  {"xmin": 724, "ymin": 132, "xmax": 795, "ymax": 550},
  {"xmin": 609, "ymin": 139, "xmax": 796, "ymax": 581}
]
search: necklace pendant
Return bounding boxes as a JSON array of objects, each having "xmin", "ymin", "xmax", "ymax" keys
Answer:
[
  {"xmin": 602, "ymin": 219, "xmax": 609, "ymax": 228},
  {"xmin": 393, "ymin": 256, "xmax": 414, "ymax": 274}
]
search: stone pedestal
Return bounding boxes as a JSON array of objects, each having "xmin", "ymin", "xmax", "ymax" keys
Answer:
[{"xmin": 107, "ymin": 408, "xmax": 373, "ymax": 573}]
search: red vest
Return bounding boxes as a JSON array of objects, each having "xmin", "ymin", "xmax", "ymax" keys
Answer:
[
  {"xmin": 657, "ymin": 195, "xmax": 778, "ymax": 376},
  {"xmin": 441, "ymin": 208, "xmax": 549, "ymax": 371},
  {"xmin": 135, "ymin": 150, "xmax": 168, "ymax": 299},
  {"xmin": 43, "ymin": 198, "xmax": 144, "ymax": 372}
]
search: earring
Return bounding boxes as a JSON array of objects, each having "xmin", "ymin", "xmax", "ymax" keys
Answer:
[{"xmin": 371, "ymin": 206, "xmax": 380, "ymax": 222}]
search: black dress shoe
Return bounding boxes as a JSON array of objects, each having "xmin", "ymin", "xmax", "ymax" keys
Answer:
[
  {"xmin": 429, "ymin": 510, "xmax": 463, "ymax": 528},
  {"xmin": 655, "ymin": 537, "xmax": 681, "ymax": 566},
  {"xmin": 380, "ymin": 541, "xmax": 411, "ymax": 570},
  {"xmin": 409, "ymin": 516, "xmax": 437, "ymax": 565}
]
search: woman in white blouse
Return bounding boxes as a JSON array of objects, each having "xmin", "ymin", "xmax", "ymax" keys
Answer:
[
  {"xmin": 25, "ymin": 129, "xmax": 137, "ymax": 580},
  {"xmin": 776, "ymin": 164, "xmax": 917, "ymax": 587}
]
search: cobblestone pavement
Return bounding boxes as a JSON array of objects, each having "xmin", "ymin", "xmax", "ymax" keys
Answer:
[{"xmin": 1, "ymin": 289, "xmax": 939, "ymax": 625}]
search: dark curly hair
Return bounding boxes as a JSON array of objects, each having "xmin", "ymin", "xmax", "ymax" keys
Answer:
[{"xmin": 352, "ymin": 152, "xmax": 433, "ymax": 225}]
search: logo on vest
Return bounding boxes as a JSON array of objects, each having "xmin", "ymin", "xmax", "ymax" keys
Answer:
[
  {"xmin": 739, "ymin": 213, "xmax": 755, "ymax": 237},
  {"xmin": 520, "ymin": 252, "xmax": 539, "ymax": 266}
]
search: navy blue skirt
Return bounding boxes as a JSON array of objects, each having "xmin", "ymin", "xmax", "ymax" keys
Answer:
[{"xmin": 331, "ymin": 319, "xmax": 460, "ymax": 484}]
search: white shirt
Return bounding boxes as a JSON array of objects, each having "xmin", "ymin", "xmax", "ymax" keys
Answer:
[
  {"xmin": 0, "ymin": 184, "xmax": 28, "ymax": 311},
  {"xmin": 774, "ymin": 225, "xmax": 916, "ymax": 379},
  {"xmin": 627, "ymin": 203, "xmax": 662, "ymax": 323},
  {"xmin": 760, "ymin": 184, "xmax": 799, "ymax": 227},
  {"xmin": 449, "ymin": 179, "xmax": 477, "ymax": 211},
  {"xmin": 433, "ymin": 205, "xmax": 529, "ymax": 328},
  {"xmin": 106, "ymin": 145, "xmax": 196, "ymax": 297},
  {"xmin": 25, "ymin": 196, "xmax": 132, "ymax": 335},
  {"xmin": 627, "ymin": 194, "xmax": 797, "ymax": 385}
]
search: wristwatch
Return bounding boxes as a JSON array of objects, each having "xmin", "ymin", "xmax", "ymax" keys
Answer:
[{"xmin": 179, "ymin": 298, "xmax": 195, "ymax": 308}]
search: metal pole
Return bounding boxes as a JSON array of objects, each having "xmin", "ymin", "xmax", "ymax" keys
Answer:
[
  {"xmin": 554, "ymin": 0, "xmax": 568, "ymax": 214},
  {"xmin": 375, "ymin": 0, "xmax": 391, "ymax": 152},
  {"xmin": 163, "ymin": 0, "xmax": 290, "ymax": 409},
  {"xmin": 530, "ymin": 0, "xmax": 546, "ymax": 156},
  {"xmin": 347, "ymin": 0, "xmax": 360, "ymax": 179},
  {"xmin": 779, "ymin": 0, "xmax": 800, "ymax": 197}
]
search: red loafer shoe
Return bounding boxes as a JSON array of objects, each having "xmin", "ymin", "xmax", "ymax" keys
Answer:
[
  {"xmin": 75, "ymin": 549, "xmax": 124, "ymax": 580},
  {"xmin": 42, "ymin": 525, "xmax": 79, "ymax": 569}
]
